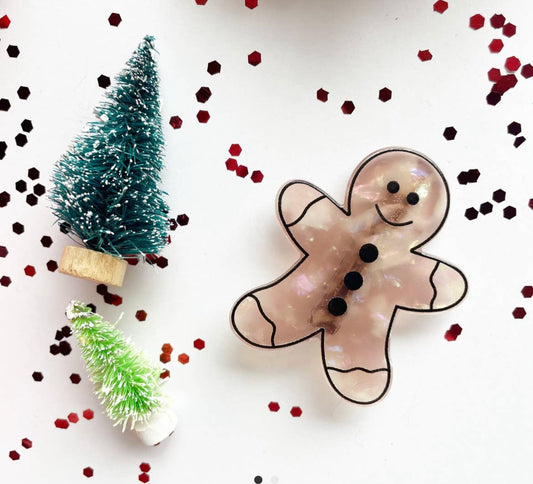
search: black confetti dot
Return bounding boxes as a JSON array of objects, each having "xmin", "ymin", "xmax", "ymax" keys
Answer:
[
  {"xmin": 359, "ymin": 243, "xmax": 378, "ymax": 263},
  {"xmin": 0, "ymin": 98, "xmax": 10, "ymax": 111},
  {"xmin": 344, "ymin": 271, "xmax": 363, "ymax": 290},
  {"xmin": 328, "ymin": 297, "xmax": 347, "ymax": 316}
]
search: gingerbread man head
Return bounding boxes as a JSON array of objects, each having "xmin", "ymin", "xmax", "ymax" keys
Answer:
[{"xmin": 347, "ymin": 149, "xmax": 449, "ymax": 249}]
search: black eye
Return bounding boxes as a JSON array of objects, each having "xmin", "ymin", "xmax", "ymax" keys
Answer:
[
  {"xmin": 387, "ymin": 181, "xmax": 400, "ymax": 194},
  {"xmin": 406, "ymin": 192, "xmax": 419, "ymax": 205}
]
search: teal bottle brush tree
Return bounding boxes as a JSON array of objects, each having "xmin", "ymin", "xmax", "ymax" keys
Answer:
[
  {"xmin": 50, "ymin": 35, "xmax": 169, "ymax": 287},
  {"xmin": 66, "ymin": 301, "xmax": 177, "ymax": 445}
]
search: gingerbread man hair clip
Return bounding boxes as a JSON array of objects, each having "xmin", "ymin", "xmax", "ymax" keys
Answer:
[{"xmin": 231, "ymin": 147, "xmax": 467, "ymax": 404}]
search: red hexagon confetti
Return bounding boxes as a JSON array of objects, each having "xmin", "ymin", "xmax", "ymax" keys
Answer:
[
  {"xmin": 521, "ymin": 286, "xmax": 533, "ymax": 298},
  {"xmin": 108, "ymin": 13, "xmax": 122, "ymax": 26},
  {"xmin": 488, "ymin": 68, "xmax": 501, "ymax": 82},
  {"xmin": 229, "ymin": 144, "xmax": 242, "ymax": 156},
  {"xmin": 245, "ymin": 0, "xmax": 258, "ymax": 8},
  {"xmin": 193, "ymin": 338, "xmax": 205, "ymax": 350},
  {"xmin": 248, "ymin": 51, "xmax": 262, "ymax": 66},
  {"xmin": 0, "ymin": 15, "xmax": 11, "ymax": 28},
  {"xmin": 83, "ymin": 467, "xmax": 94, "ymax": 478},
  {"xmin": 521, "ymin": 64, "xmax": 533, "ymax": 79},
  {"xmin": 139, "ymin": 473, "xmax": 150, "ymax": 483},
  {"xmin": 251, "ymin": 170, "xmax": 264, "ymax": 183},
  {"xmin": 433, "ymin": 1, "xmax": 448, "ymax": 13},
  {"xmin": 502, "ymin": 23, "xmax": 516, "ymax": 37},
  {"xmin": 268, "ymin": 401, "xmax": 280, "ymax": 412},
  {"xmin": 505, "ymin": 56, "xmax": 521, "ymax": 72},
  {"xmin": 236, "ymin": 165, "xmax": 249, "ymax": 178},
  {"xmin": 177, "ymin": 213, "xmax": 189, "ymax": 225},
  {"xmin": 488, "ymin": 39, "xmax": 504, "ymax": 53},
  {"xmin": 70, "ymin": 373, "xmax": 81, "ymax": 384},
  {"xmin": 9, "ymin": 450, "xmax": 20, "ymax": 461},
  {"xmin": 135, "ymin": 310, "xmax": 147, "ymax": 322},
  {"xmin": 418, "ymin": 49, "xmax": 433, "ymax": 61},
  {"xmin": 68, "ymin": 412, "xmax": 79, "ymax": 423},
  {"xmin": 21, "ymin": 438, "xmax": 32, "ymax": 449},
  {"xmin": 160, "ymin": 353, "xmax": 171, "ymax": 364},
  {"xmin": 1, "ymin": 275, "xmax": 12, "ymax": 287},
  {"xmin": 207, "ymin": 60, "xmax": 221, "ymax": 75},
  {"xmin": 54, "ymin": 418, "xmax": 69, "ymax": 429},
  {"xmin": 197, "ymin": 110, "xmax": 210, "ymax": 123},
  {"xmin": 316, "ymin": 88, "xmax": 328, "ymax": 102},
  {"xmin": 226, "ymin": 158, "xmax": 238, "ymax": 171},
  {"xmin": 470, "ymin": 13, "xmax": 487, "ymax": 29},
  {"xmin": 378, "ymin": 87, "xmax": 392, "ymax": 102},
  {"xmin": 513, "ymin": 307, "xmax": 526, "ymax": 319},
  {"xmin": 83, "ymin": 409, "xmax": 94, "ymax": 420},
  {"xmin": 290, "ymin": 406, "xmax": 303, "ymax": 417},
  {"xmin": 140, "ymin": 463, "xmax": 151, "ymax": 473},
  {"xmin": 341, "ymin": 101, "xmax": 355, "ymax": 114},
  {"xmin": 490, "ymin": 14, "xmax": 506, "ymax": 29},
  {"xmin": 444, "ymin": 323, "xmax": 462, "ymax": 341},
  {"xmin": 169, "ymin": 116, "xmax": 183, "ymax": 129},
  {"xmin": 503, "ymin": 206, "xmax": 516, "ymax": 219},
  {"xmin": 196, "ymin": 86, "xmax": 212, "ymax": 103},
  {"xmin": 178, "ymin": 353, "xmax": 190, "ymax": 364},
  {"xmin": 24, "ymin": 265, "xmax": 36, "ymax": 277}
]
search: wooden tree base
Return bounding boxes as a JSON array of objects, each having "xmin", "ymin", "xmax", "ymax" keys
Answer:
[{"xmin": 59, "ymin": 246, "xmax": 127, "ymax": 287}]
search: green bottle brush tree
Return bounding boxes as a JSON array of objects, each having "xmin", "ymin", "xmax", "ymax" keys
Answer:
[
  {"xmin": 50, "ymin": 35, "xmax": 169, "ymax": 287},
  {"xmin": 66, "ymin": 301, "xmax": 176, "ymax": 445}
]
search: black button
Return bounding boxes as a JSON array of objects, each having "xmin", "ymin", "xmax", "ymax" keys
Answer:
[
  {"xmin": 344, "ymin": 271, "xmax": 363, "ymax": 290},
  {"xmin": 406, "ymin": 192, "xmax": 419, "ymax": 205},
  {"xmin": 328, "ymin": 297, "xmax": 347, "ymax": 316},
  {"xmin": 359, "ymin": 243, "xmax": 378, "ymax": 263},
  {"xmin": 387, "ymin": 181, "xmax": 400, "ymax": 194}
]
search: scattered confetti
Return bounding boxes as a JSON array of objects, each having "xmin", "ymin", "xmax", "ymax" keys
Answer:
[
  {"xmin": 0, "ymin": 14, "xmax": 11, "ymax": 28},
  {"xmin": 433, "ymin": 1, "xmax": 448, "ymax": 14},
  {"xmin": 443, "ymin": 126, "xmax": 457, "ymax": 140},
  {"xmin": 97, "ymin": 75, "xmax": 111, "ymax": 89},
  {"xmin": 207, "ymin": 60, "xmax": 221, "ymax": 75},
  {"xmin": 136, "ymin": 310, "xmax": 147, "ymax": 321},
  {"xmin": 341, "ymin": 100, "xmax": 355, "ymax": 114},
  {"xmin": 245, "ymin": 0, "xmax": 258, "ymax": 9},
  {"xmin": 251, "ymin": 170, "xmax": 264, "ymax": 183},
  {"xmin": 512, "ymin": 307, "xmax": 526, "ymax": 319},
  {"xmin": 193, "ymin": 338, "xmax": 205, "ymax": 350},
  {"xmin": 195, "ymin": 86, "xmax": 212, "ymax": 103},
  {"xmin": 21, "ymin": 438, "xmax": 32, "ymax": 449},
  {"xmin": 83, "ymin": 467, "xmax": 94, "ymax": 478},
  {"xmin": 488, "ymin": 39, "xmax": 504, "ymax": 53},
  {"xmin": 378, "ymin": 87, "xmax": 392, "ymax": 102},
  {"xmin": 226, "ymin": 158, "xmax": 238, "ymax": 171},
  {"xmin": 268, "ymin": 402, "xmax": 280, "ymax": 412},
  {"xmin": 82, "ymin": 409, "xmax": 94, "ymax": 420},
  {"xmin": 32, "ymin": 371, "xmax": 43, "ymax": 382},
  {"xmin": 521, "ymin": 286, "xmax": 533, "ymax": 298},
  {"xmin": 68, "ymin": 412, "xmax": 79, "ymax": 423},
  {"xmin": 316, "ymin": 88, "xmax": 328, "ymax": 102},
  {"xmin": 178, "ymin": 353, "xmax": 190, "ymax": 364},
  {"xmin": 108, "ymin": 13, "xmax": 122, "ymax": 26},
  {"xmin": 490, "ymin": 14, "xmax": 506, "ymax": 29},
  {"xmin": 290, "ymin": 406, "xmax": 302, "ymax": 417},
  {"xmin": 236, "ymin": 165, "xmax": 249, "ymax": 178},
  {"xmin": 418, "ymin": 49, "xmax": 432, "ymax": 61},
  {"xmin": 196, "ymin": 110, "xmax": 210, "ymax": 123},
  {"xmin": 169, "ymin": 115, "xmax": 183, "ymax": 129},
  {"xmin": 9, "ymin": 450, "xmax": 20, "ymax": 461},
  {"xmin": 229, "ymin": 144, "xmax": 242, "ymax": 156},
  {"xmin": 444, "ymin": 323, "xmax": 462, "ymax": 341},
  {"xmin": 503, "ymin": 206, "xmax": 516, "ymax": 219},
  {"xmin": 54, "ymin": 418, "xmax": 70, "ymax": 429},
  {"xmin": 248, "ymin": 51, "xmax": 262, "ymax": 66}
]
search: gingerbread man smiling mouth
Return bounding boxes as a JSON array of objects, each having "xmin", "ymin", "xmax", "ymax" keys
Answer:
[{"xmin": 231, "ymin": 148, "xmax": 467, "ymax": 404}]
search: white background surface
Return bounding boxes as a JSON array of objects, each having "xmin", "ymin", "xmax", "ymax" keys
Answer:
[{"xmin": 2, "ymin": 0, "xmax": 533, "ymax": 482}]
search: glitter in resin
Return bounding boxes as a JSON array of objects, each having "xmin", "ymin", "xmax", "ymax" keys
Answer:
[{"xmin": 231, "ymin": 148, "xmax": 467, "ymax": 404}]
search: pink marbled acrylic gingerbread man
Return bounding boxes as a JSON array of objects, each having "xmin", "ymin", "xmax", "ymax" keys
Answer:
[{"xmin": 231, "ymin": 148, "xmax": 467, "ymax": 404}]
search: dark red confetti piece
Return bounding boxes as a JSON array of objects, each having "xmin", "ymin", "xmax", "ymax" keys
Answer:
[
  {"xmin": 177, "ymin": 213, "xmax": 189, "ymax": 225},
  {"xmin": 316, "ymin": 88, "xmax": 328, "ymax": 102},
  {"xmin": 26, "ymin": 194, "xmax": 37, "ymax": 206},
  {"xmin": 493, "ymin": 189, "xmax": 506, "ymax": 202},
  {"xmin": 251, "ymin": 170, "xmax": 264, "ymax": 183},
  {"xmin": 226, "ymin": 158, "xmax": 238, "ymax": 171},
  {"xmin": 529, "ymin": 198, "xmax": 533, "ymax": 210},
  {"xmin": 70, "ymin": 373, "xmax": 81, "ymax": 384},
  {"xmin": 9, "ymin": 450, "xmax": 20, "ymax": 461},
  {"xmin": 193, "ymin": 338, "xmax": 205, "ymax": 350},
  {"xmin": 15, "ymin": 180, "xmax": 27, "ymax": 192},
  {"xmin": 521, "ymin": 286, "xmax": 533, "ymax": 298},
  {"xmin": 169, "ymin": 218, "xmax": 178, "ymax": 231},
  {"xmin": 136, "ymin": 310, "xmax": 147, "ymax": 322},
  {"xmin": 503, "ymin": 206, "xmax": 516, "ymax": 219},
  {"xmin": 83, "ymin": 409, "xmax": 94, "ymax": 420},
  {"xmin": 507, "ymin": 122, "xmax": 521, "ymax": 135},
  {"xmin": 1, "ymin": 274, "xmax": 12, "ymax": 287},
  {"xmin": 236, "ymin": 165, "xmax": 249, "ymax": 178},
  {"xmin": 125, "ymin": 256, "xmax": 139, "ymax": 266},
  {"xmin": 0, "ymin": 191, "xmax": 10, "ymax": 207},
  {"xmin": 479, "ymin": 202, "xmax": 493, "ymax": 215},
  {"xmin": 513, "ymin": 307, "xmax": 526, "ymax": 319},
  {"xmin": 59, "ymin": 340, "xmax": 72, "ymax": 355},
  {"xmin": 140, "ymin": 463, "xmax": 151, "ymax": 473},
  {"xmin": 490, "ymin": 14, "xmax": 506, "ymax": 29},
  {"xmin": 160, "ymin": 369, "xmax": 170, "ymax": 379},
  {"xmin": 178, "ymin": 353, "xmax": 190, "ymax": 364},
  {"xmin": 68, "ymin": 412, "xmax": 79, "ymax": 423},
  {"xmin": 104, "ymin": 293, "xmax": 122, "ymax": 306},
  {"xmin": 502, "ymin": 23, "xmax": 516, "ymax": 37},
  {"xmin": 12, "ymin": 222, "xmax": 24, "ymax": 234},
  {"xmin": 21, "ymin": 438, "xmax": 32, "ymax": 449},
  {"xmin": 443, "ymin": 126, "xmax": 457, "ymax": 140},
  {"xmin": 162, "ymin": 343, "xmax": 173, "ymax": 353},
  {"xmin": 0, "ymin": 98, "xmax": 11, "ymax": 111},
  {"xmin": 0, "ymin": 246, "xmax": 7, "ymax": 257},
  {"xmin": 514, "ymin": 136, "xmax": 526, "ymax": 148},
  {"xmin": 492, "ymin": 74, "xmax": 517, "ymax": 95},
  {"xmin": 196, "ymin": 0, "xmax": 208, "ymax": 4},
  {"xmin": 521, "ymin": 64, "xmax": 533, "ymax": 79},
  {"xmin": 15, "ymin": 133, "xmax": 28, "ymax": 147},
  {"xmin": 378, "ymin": 87, "xmax": 392, "ymax": 102},
  {"xmin": 50, "ymin": 344, "xmax": 60, "ymax": 356},
  {"xmin": 97, "ymin": 75, "xmax": 111, "ymax": 89},
  {"xmin": 433, "ymin": 0, "xmax": 448, "ymax": 13},
  {"xmin": 195, "ymin": 86, "xmax": 212, "ymax": 103},
  {"xmin": 55, "ymin": 330, "xmax": 63, "ymax": 341},
  {"xmin": 96, "ymin": 283, "xmax": 108, "ymax": 296},
  {"xmin": 47, "ymin": 260, "xmax": 58, "ymax": 272},
  {"xmin": 486, "ymin": 91, "xmax": 501, "ymax": 105},
  {"xmin": 83, "ymin": 467, "xmax": 94, "ymax": 478},
  {"xmin": 248, "ymin": 51, "xmax": 262, "ymax": 66},
  {"xmin": 139, "ymin": 473, "xmax": 150, "ymax": 483},
  {"xmin": 17, "ymin": 86, "xmax": 30, "ymax": 100},
  {"xmin": 197, "ymin": 110, "xmax": 210, "ymax": 123},
  {"xmin": 245, "ymin": 0, "xmax": 258, "ymax": 8},
  {"xmin": 488, "ymin": 39, "xmax": 503, "ymax": 53},
  {"xmin": 160, "ymin": 353, "xmax": 171, "ymax": 364},
  {"xmin": 54, "ymin": 418, "xmax": 69, "ymax": 429},
  {"xmin": 28, "ymin": 167, "xmax": 39, "ymax": 180},
  {"xmin": 32, "ymin": 371, "xmax": 43, "ymax": 382},
  {"xmin": 268, "ymin": 402, "xmax": 280, "ymax": 412},
  {"xmin": 341, "ymin": 101, "xmax": 355, "ymax": 114},
  {"xmin": 418, "ymin": 49, "xmax": 432, "ymax": 61},
  {"xmin": 7, "ymin": 45, "xmax": 20, "ymax": 57},
  {"xmin": 0, "ymin": 275, "xmax": 12, "ymax": 287},
  {"xmin": 146, "ymin": 253, "xmax": 158, "ymax": 265},
  {"xmin": 108, "ymin": 13, "xmax": 122, "ymax": 26},
  {"xmin": 156, "ymin": 257, "xmax": 168, "ymax": 268},
  {"xmin": 464, "ymin": 207, "xmax": 478, "ymax": 220},
  {"xmin": 207, "ymin": 60, "xmax": 221, "ymax": 75},
  {"xmin": 0, "ymin": 15, "xmax": 11, "ymax": 28},
  {"xmin": 169, "ymin": 116, "xmax": 183, "ymax": 129},
  {"xmin": 24, "ymin": 265, "xmax": 36, "ymax": 277},
  {"xmin": 40, "ymin": 235, "xmax": 53, "ymax": 247},
  {"xmin": 444, "ymin": 323, "xmax": 462, "ymax": 341},
  {"xmin": 505, "ymin": 56, "xmax": 521, "ymax": 72},
  {"xmin": 290, "ymin": 406, "xmax": 302, "ymax": 417}
]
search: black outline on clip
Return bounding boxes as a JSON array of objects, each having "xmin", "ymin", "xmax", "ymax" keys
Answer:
[{"xmin": 230, "ymin": 147, "xmax": 468, "ymax": 405}]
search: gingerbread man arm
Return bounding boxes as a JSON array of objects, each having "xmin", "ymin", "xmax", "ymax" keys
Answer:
[
  {"xmin": 277, "ymin": 181, "xmax": 341, "ymax": 249},
  {"xmin": 427, "ymin": 259, "xmax": 468, "ymax": 311}
]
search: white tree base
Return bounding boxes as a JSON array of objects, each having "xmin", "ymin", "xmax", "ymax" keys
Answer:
[{"xmin": 134, "ymin": 405, "xmax": 177, "ymax": 446}]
